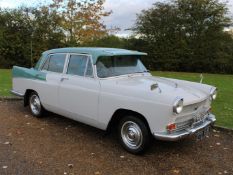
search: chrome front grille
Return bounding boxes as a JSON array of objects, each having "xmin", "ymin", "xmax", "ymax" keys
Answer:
[
  {"xmin": 175, "ymin": 118, "xmax": 194, "ymax": 132},
  {"xmin": 172, "ymin": 98, "xmax": 211, "ymax": 133},
  {"xmin": 174, "ymin": 108, "xmax": 209, "ymax": 132}
]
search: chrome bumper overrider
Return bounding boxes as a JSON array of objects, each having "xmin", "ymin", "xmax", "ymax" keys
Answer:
[{"xmin": 153, "ymin": 114, "xmax": 216, "ymax": 141}]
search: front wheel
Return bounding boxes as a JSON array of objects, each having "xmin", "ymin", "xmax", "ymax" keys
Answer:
[
  {"xmin": 29, "ymin": 92, "xmax": 45, "ymax": 118},
  {"xmin": 118, "ymin": 116, "xmax": 151, "ymax": 154}
]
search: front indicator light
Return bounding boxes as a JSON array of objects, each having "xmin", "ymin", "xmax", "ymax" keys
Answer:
[{"xmin": 166, "ymin": 123, "xmax": 176, "ymax": 132}]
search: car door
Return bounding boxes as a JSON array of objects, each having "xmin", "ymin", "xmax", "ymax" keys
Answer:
[
  {"xmin": 40, "ymin": 53, "xmax": 67, "ymax": 112},
  {"xmin": 58, "ymin": 54, "xmax": 100, "ymax": 125}
]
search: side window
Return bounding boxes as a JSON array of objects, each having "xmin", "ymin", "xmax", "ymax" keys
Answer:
[
  {"xmin": 67, "ymin": 55, "xmax": 93, "ymax": 77},
  {"xmin": 48, "ymin": 54, "xmax": 66, "ymax": 73},
  {"xmin": 46, "ymin": 54, "xmax": 66, "ymax": 73}
]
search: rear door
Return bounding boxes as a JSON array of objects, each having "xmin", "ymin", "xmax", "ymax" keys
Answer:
[{"xmin": 58, "ymin": 54, "xmax": 100, "ymax": 124}]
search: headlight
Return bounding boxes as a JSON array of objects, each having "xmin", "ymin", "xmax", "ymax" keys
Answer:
[
  {"xmin": 210, "ymin": 88, "xmax": 217, "ymax": 100},
  {"xmin": 173, "ymin": 98, "xmax": 183, "ymax": 114}
]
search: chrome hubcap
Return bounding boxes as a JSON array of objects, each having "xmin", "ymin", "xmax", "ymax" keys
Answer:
[
  {"xmin": 121, "ymin": 121, "xmax": 143, "ymax": 149},
  {"xmin": 30, "ymin": 94, "xmax": 41, "ymax": 115}
]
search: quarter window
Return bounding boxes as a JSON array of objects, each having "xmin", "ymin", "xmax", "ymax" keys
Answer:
[
  {"xmin": 85, "ymin": 59, "xmax": 93, "ymax": 77},
  {"xmin": 42, "ymin": 57, "xmax": 49, "ymax": 71}
]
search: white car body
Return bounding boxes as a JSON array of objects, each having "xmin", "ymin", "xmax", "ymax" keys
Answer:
[{"xmin": 11, "ymin": 47, "xmax": 216, "ymax": 142}]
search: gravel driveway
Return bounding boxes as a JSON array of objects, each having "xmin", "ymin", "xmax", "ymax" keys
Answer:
[{"xmin": 0, "ymin": 101, "xmax": 232, "ymax": 175}]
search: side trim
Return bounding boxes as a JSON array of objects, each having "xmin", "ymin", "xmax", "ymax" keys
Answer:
[{"xmin": 10, "ymin": 90, "xmax": 24, "ymax": 97}]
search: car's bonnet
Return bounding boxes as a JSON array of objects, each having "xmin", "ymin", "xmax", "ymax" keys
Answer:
[{"xmin": 111, "ymin": 75, "xmax": 209, "ymax": 105}]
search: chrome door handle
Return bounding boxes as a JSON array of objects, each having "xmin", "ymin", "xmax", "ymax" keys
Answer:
[{"xmin": 60, "ymin": 77, "xmax": 69, "ymax": 82}]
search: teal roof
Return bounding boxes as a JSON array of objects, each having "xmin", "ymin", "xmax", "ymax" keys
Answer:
[{"xmin": 42, "ymin": 47, "xmax": 147, "ymax": 64}]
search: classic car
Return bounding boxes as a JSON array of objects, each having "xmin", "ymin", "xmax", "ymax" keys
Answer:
[{"xmin": 11, "ymin": 47, "xmax": 217, "ymax": 154}]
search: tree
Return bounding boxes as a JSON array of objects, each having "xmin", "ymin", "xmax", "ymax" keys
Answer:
[
  {"xmin": 0, "ymin": 6, "xmax": 66, "ymax": 68},
  {"xmin": 0, "ymin": 0, "xmax": 112, "ymax": 68},
  {"xmin": 0, "ymin": 8, "xmax": 32, "ymax": 68},
  {"xmin": 50, "ymin": 0, "xmax": 111, "ymax": 45},
  {"xmin": 134, "ymin": 0, "xmax": 233, "ymax": 73},
  {"xmin": 83, "ymin": 35, "xmax": 126, "ymax": 48},
  {"xmin": 30, "ymin": 6, "xmax": 66, "ymax": 63}
]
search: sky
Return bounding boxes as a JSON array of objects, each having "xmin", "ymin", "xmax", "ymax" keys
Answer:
[{"xmin": 0, "ymin": 0, "xmax": 233, "ymax": 37}]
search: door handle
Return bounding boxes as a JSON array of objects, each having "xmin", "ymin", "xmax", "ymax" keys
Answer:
[{"xmin": 60, "ymin": 77, "xmax": 69, "ymax": 82}]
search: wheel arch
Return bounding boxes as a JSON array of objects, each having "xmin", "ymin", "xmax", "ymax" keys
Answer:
[
  {"xmin": 24, "ymin": 89, "xmax": 37, "ymax": 107},
  {"xmin": 106, "ymin": 108, "xmax": 151, "ymax": 134}
]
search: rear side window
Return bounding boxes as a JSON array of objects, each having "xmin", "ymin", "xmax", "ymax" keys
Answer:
[
  {"xmin": 42, "ymin": 54, "xmax": 66, "ymax": 73},
  {"xmin": 67, "ymin": 55, "xmax": 93, "ymax": 77}
]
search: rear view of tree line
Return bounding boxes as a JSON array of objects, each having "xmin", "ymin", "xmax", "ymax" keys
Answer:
[{"xmin": 0, "ymin": 0, "xmax": 233, "ymax": 74}]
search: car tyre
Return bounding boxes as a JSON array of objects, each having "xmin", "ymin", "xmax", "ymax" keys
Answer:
[
  {"xmin": 29, "ymin": 92, "xmax": 45, "ymax": 118},
  {"xmin": 118, "ymin": 115, "xmax": 151, "ymax": 154}
]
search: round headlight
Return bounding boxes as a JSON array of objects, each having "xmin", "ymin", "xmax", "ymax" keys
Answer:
[
  {"xmin": 173, "ymin": 98, "xmax": 183, "ymax": 114},
  {"xmin": 210, "ymin": 88, "xmax": 217, "ymax": 100}
]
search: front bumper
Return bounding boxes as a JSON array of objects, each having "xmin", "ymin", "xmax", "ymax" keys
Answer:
[{"xmin": 153, "ymin": 113, "xmax": 216, "ymax": 141}]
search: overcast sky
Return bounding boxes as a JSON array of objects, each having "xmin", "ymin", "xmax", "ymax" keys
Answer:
[{"xmin": 0, "ymin": 0, "xmax": 233, "ymax": 36}]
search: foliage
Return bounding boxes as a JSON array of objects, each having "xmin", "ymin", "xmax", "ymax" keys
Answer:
[
  {"xmin": 134, "ymin": 0, "xmax": 233, "ymax": 73},
  {"xmin": 49, "ymin": 0, "xmax": 111, "ymax": 45},
  {"xmin": 0, "ymin": 0, "xmax": 111, "ymax": 68},
  {"xmin": 0, "ymin": 8, "xmax": 33, "ymax": 68},
  {"xmin": 83, "ymin": 35, "xmax": 126, "ymax": 48},
  {"xmin": 0, "ymin": 0, "xmax": 233, "ymax": 74}
]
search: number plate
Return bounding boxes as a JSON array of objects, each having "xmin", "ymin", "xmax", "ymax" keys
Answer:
[{"xmin": 196, "ymin": 126, "xmax": 210, "ymax": 141}]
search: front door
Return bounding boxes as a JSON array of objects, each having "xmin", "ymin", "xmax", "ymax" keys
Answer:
[{"xmin": 58, "ymin": 54, "xmax": 100, "ymax": 124}]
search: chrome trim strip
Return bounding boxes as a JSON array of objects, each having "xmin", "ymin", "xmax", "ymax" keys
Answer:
[
  {"xmin": 153, "ymin": 114, "xmax": 216, "ymax": 141},
  {"xmin": 10, "ymin": 90, "xmax": 24, "ymax": 97}
]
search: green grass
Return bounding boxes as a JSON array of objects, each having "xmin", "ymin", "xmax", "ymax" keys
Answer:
[
  {"xmin": 0, "ymin": 69, "xmax": 232, "ymax": 128},
  {"xmin": 0, "ymin": 69, "xmax": 12, "ymax": 96}
]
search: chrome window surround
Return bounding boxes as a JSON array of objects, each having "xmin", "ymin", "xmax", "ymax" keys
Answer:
[
  {"xmin": 39, "ymin": 52, "xmax": 96, "ymax": 79},
  {"xmin": 64, "ymin": 53, "xmax": 95, "ymax": 78},
  {"xmin": 40, "ymin": 53, "xmax": 68, "ymax": 74}
]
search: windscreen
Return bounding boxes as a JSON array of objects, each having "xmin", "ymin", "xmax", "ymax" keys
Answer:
[{"xmin": 96, "ymin": 55, "xmax": 147, "ymax": 78}]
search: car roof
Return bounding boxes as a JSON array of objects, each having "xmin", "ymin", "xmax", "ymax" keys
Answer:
[{"xmin": 42, "ymin": 47, "xmax": 147, "ymax": 64}]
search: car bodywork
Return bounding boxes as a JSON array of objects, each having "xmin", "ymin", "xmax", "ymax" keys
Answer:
[{"xmin": 11, "ymin": 47, "xmax": 216, "ymax": 141}]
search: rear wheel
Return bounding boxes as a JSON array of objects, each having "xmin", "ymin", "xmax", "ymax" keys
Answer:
[
  {"xmin": 29, "ymin": 92, "xmax": 44, "ymax": 117},
  {"xmin": 118, "ymin": 116, "xmax": 151, "ymax": 154}
]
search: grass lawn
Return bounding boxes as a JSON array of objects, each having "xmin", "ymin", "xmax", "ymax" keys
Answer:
[
  {"xmin": 0, "ymin": 69, "xmax": 232, "ymax": 128},
  {"xmin": 0, "ymin": 69, "xmax": 12, "ymax": 96}
]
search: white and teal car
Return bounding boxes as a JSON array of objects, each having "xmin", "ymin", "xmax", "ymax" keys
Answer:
[{"xmin": 11, "ymin": 47, "xmax": 217, "ymax": 154}]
